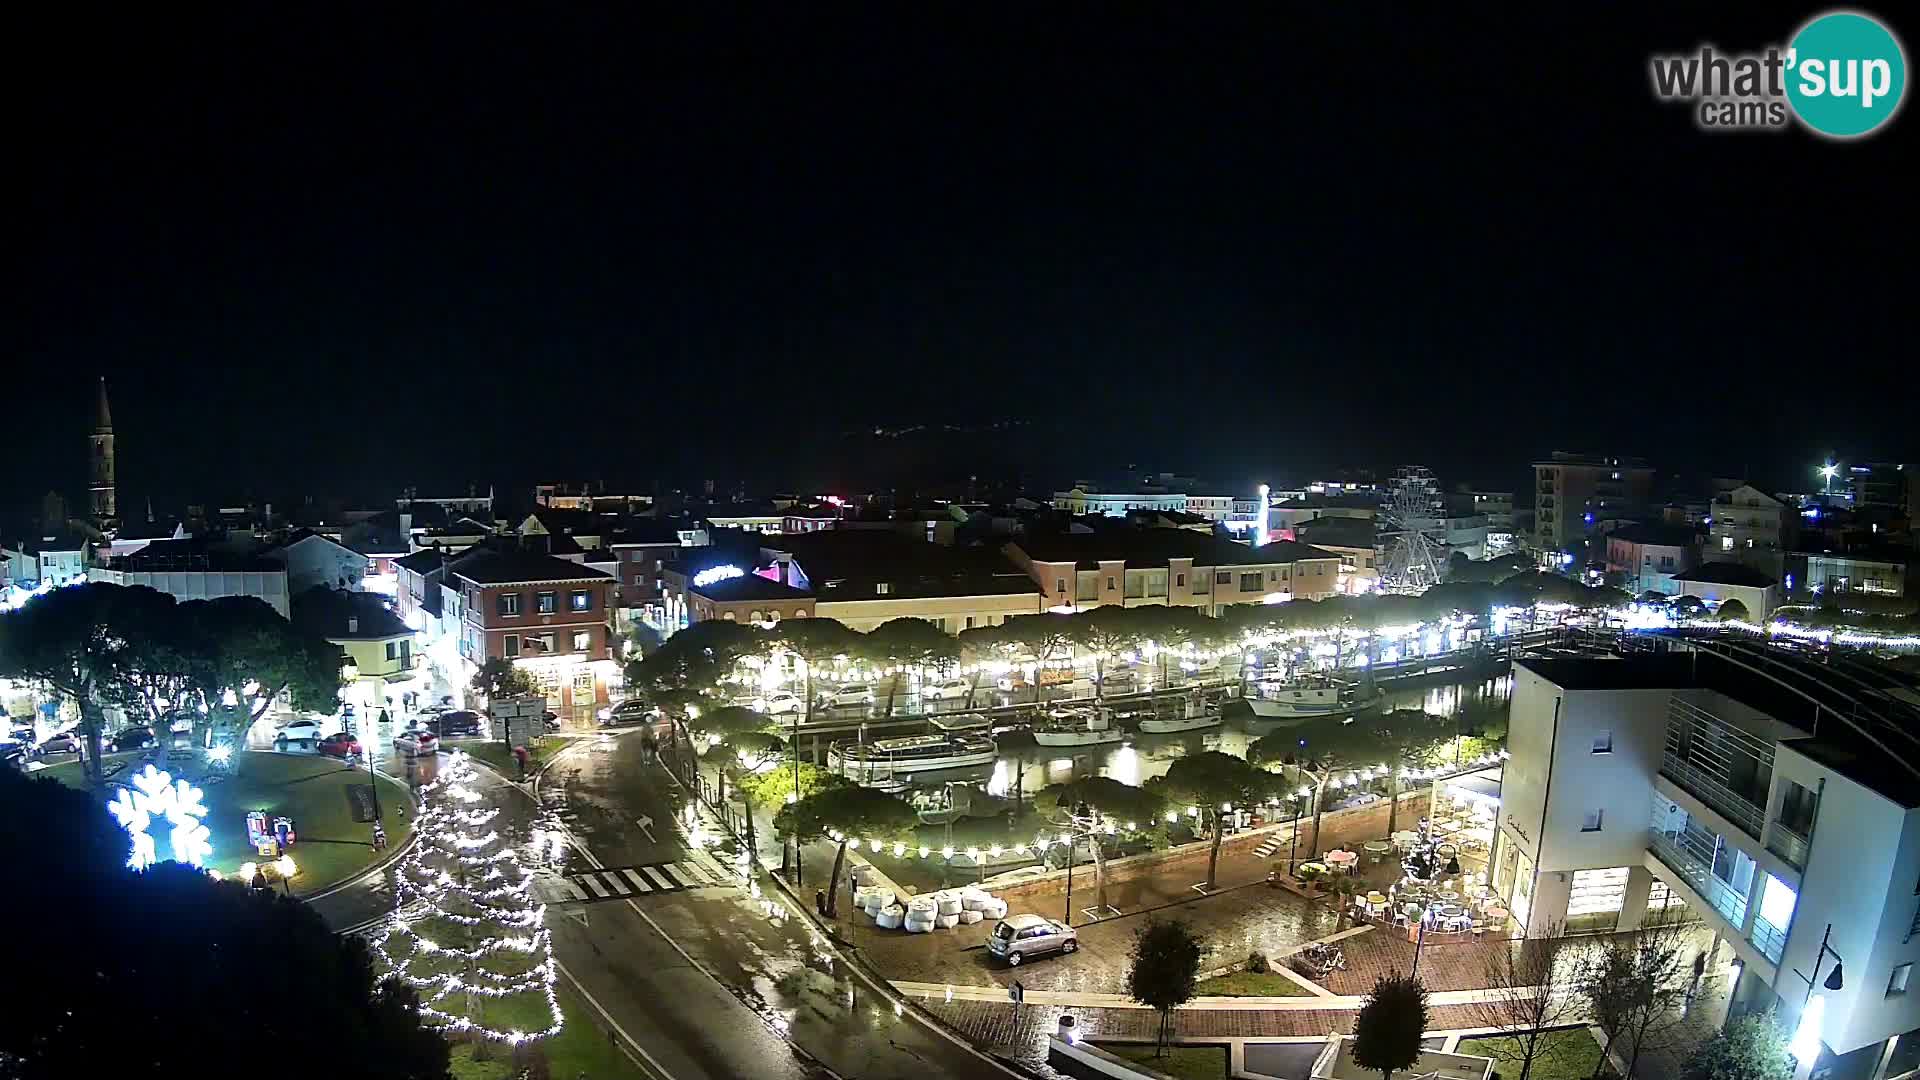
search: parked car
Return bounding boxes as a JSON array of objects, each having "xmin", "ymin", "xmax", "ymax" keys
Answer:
[
  {"xmin": 277, "ymin": 718, "xmax": 329, "ymax": 743},
  {"xmin": 986, "ymin": 913, "xmax": 1078, "ymax": 967},
  {"xmin": 541, "ymin": 710, "xmax": 562, "ymax": 732},
  {"xmin": 758, "ymin": 692, "xmax": 804, "ymax": 716},
  {"xmin": 37, "ymin": 730, "xmax": 81, "ymax": 755},
  {"xmin": 427, "ymin": 710, "xmax": 483, "ymax": 737},
  {"xmin": 922, "ymin": 678, "xmax": 973, "ymax": 701},
  {"xmin": 317, "ymin": 732, "xmax": 362, "ymax": 759},
  {"xmin": 393, "ymin": 727, "xmax": 440, "ymax": 754},
  {"xmin": 820, "ymin": 684, "xmax": 875, "ymax": 708},
  {"xmin": 601, "ymin": 699, "xmax": 652, "ymax": 724},
  {"xmin": 107, "ymin": 727, "xmax": 156, "ymax": 753}
]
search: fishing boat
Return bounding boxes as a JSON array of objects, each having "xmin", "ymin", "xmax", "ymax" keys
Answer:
[
  {"xmin": 1137, "ymin": 711, "xmax": 1223, "ymax": 734},
  {"xmin": 1031, "ymin": 707, "xmax": 1127, "ymax": 747},
  {"xmin": 1245, "ymin": 679, "xmax": 1382, "ymax": 723},
  {"xmin": 828, "ymin": 732, "xmax": 999, "ymax": 781}
]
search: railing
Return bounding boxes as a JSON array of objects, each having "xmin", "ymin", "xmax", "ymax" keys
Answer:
[
  {"xmin": 1648, "ymin": 831, "xmax": 1750, "ymax": 929},
  {"xmin": 1751, "ymin": 917, "xmax": 1788, "ymax": 964},
  {"xmin": 1660, "ymin": 756, "xmax": 1767, "ymax": 840},
  {"xmin": 1765, "ymin": 822, "xmax": 1810, "ymax": 871}
]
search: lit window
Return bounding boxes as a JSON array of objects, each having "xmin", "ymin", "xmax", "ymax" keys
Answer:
[
  {"xmin": 1581, "ymin": 810, "xmax": 1604, "ymax": 832},
  {"xmin": 571, "ymin": 630, "xmax": 590, "ymax": 651},
  {"xmin": 875, "ymin": 582, "xmax": 890, "ymax": 595},
  {"xmin": 571, "ymin": 590, "xmax": 591, "ymax": 612},
  {"xmin": 1891, "ymin": 964, "xmax": 1913, "ymax": 997},
  {"xmin": 1592, "ymin": 731, "xmax": 1613, "ymax": 754},
  {"xmin": 1721, "ymin": 536, "xmax": 1734, "ymax": 552}
]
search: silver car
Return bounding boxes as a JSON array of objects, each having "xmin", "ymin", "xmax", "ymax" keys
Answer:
[{"xmin": 987, "ymin": 913, "xmax": 1078, "ymax": 967}]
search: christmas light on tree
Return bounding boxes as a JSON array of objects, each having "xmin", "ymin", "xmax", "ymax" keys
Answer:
[{"xmin": 372, "ymin": 751, "xmax": 562, "ymax": 1045}]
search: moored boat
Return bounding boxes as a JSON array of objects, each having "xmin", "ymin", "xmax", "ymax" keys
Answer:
[
  {"xmin": 1245, "ymin": 680, "xmax": 1382, "ymax": 723},
  {"xmin": 1136, "ymin": 711, "xmax": 1223, "ymax": 734},
  {"xmin": 1031, "ymin": 707, "xmax": 1126, "ymax": 747},
  {"xmin": 828, "ymin": 732, "xmax": 999, "ymax": 780}
]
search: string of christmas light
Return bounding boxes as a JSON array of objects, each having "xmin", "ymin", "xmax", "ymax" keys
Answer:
[{"xmin": 373, "ymin": 751, "xmax": 563, "ymax": 1046}]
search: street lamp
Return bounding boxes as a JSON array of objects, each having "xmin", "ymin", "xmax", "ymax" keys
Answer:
[
  {"xmin": 275, "ymin": 855, "xmax": 298, "ymax": 897},
  {"xmin": 1789, "ymin": 923, "xmax": 1845, "ymax": 1073},
  {"xmin": 1819, "ymin": 463, "xmax": 1839, "ymax": 495}
]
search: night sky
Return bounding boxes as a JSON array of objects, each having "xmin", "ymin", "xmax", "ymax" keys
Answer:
[{"xmin": 8, "ymin": 5, "xmax": 1913, "ymax": 514}]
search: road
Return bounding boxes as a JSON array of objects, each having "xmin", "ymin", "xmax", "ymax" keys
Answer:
[{"xmin": 315, "ymin": 733, "xmax": 1025, "ymax": 1080}]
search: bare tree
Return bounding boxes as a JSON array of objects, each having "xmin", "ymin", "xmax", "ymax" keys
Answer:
[
  {"xmin": 1463, "ymin": 921, "xmax": 1590, "ymax": 1080},
  {"xmin": 1579, "ymin": 908, "xmax": 1694, "ymax": 1078}
]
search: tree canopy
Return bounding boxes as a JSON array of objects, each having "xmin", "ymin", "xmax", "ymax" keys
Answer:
[
  {"xmin": 469, "ymin": 656, "xmax": 537, "ymax": 702},
  {"xmin": 1128, "ymin": 919, "xmax": 1204, "ymax": 1052},
  {"xmin": 0, "ymin": 765, "xmax": 447, "ymax": 1078},
  {"xmin": 1350, "ymin": 974, "xmax": 1430, "ymax": 1080},
  {"xmin": 1680, "ymin": 1013, "xmax": 1792, "ymax": 1080}
]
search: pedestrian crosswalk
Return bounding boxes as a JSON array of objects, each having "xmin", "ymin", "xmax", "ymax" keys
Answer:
[{"xmin": 538, "ymin": 860, "xmax": 731, "ymax": 904}]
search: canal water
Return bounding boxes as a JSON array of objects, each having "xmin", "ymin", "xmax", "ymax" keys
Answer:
[{"xmin": 881, "ymin": 673, "xmax": 1513, "ymax": 804}]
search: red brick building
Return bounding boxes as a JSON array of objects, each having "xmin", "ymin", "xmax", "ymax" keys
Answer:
[{"xmin": 453, "ymin": 547, "xmax": 616, "ymax": 725}]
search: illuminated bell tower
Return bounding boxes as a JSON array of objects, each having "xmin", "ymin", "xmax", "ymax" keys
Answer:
[{"xmin": 89, "ymin": 376, "xmax": 117, "ymax": 528}]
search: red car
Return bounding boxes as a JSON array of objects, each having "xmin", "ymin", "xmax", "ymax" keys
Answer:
[{"xmin": 317, "ymin": 732, "xmax": 362, "ymax": 759}]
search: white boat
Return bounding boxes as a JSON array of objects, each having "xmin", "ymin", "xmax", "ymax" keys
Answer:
[
  {"xmin": 829, "ymin": 733, "xmax": 999, "ymax": 780},
  {"xmin": 1245, "ymin": 682, "xmax": 1381, "ymax": 722},
  {"xmin": 1032, "ymin": 708, "xmax": 1126, "ymax": 747},
  {"xmin": 1137, "ymin": 712, "xmax": 1223, "ymax": 734}
]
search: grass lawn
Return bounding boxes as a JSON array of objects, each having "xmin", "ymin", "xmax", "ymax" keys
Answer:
[
  {"xmin": 457, "ymin": 736, "xmax": 571, "ymax": 780},
  {"xmin": 1097, "ymin": 1042, "xmax": 1229, "ymax": 1080},
  {"xmin": 1457, "ymin": 1027, "xmax": 1605, "ymax": 1080},
  {"xmin": 40, "ymin": 750, "xmax": 414, "ymax": 894},
  {"xmin": 1194, "ymin": 969, "xmax": 1319, "ymax": 997}
]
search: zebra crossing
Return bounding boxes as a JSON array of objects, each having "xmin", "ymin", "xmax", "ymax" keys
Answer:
[{"xmin": 539, "ymin": 860, "xmax": 731, "ymax": 904}]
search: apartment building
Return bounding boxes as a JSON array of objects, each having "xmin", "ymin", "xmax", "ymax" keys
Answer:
[
  {"xmin": 1806, "ymin": 549, "xmax": 1911, "ymax": 598},
  {"xmin": 1499, "ymin": 648, "xmax": 1920, "ymax": 1080},
  {"xmin": 452, "ymin": 548, "xmax": 616, "ymax": 724},
  {"xmin": 93, "ymin": 538, "xmax": 291, "ymax": 617},
  {"xmin": 1604, "ymin": 522, "xmax": 1700, "ymax": 596},
  {"xmin": 1051, "ymin": 488, "xmax": 1191, "ymax": 517},
  {"xmin": 1004, "ymin": 531, "xmax": 1343, "ymax": 613},
  {"xmin": 1532, "ymin": 452, "xmax": 1655, "ymax": 553},
  {"xmin": 1712, "ymin": 484, "xmax": 1799, "ymax": 583}
]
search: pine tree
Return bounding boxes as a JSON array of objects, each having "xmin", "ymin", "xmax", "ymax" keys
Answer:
[{"xmin": 373, "ymin": 751, "xmax": 562, "ymax": 1046}]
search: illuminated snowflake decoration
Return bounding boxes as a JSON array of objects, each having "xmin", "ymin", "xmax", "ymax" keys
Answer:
[{"xmin": 106, "ymin": 764, "xmax": 213, "ymax": 871}]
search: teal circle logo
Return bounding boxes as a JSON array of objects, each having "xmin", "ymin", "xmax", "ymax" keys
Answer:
[{"xmin": 1786, "ymin": 11, "xmax": 1907, "ymax": 138}]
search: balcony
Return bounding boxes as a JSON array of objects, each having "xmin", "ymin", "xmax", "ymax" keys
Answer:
[
  {"xmin": 1764, "ymin": 821, "xmax": 1810, "ymax": 871},
  {"xmin": 1661, "ymin": 697, "xmax": 1772, "ymax": 841},
  {"xmin": 1648, "ymin": 825, "xmax": 1751, "ymax": 929}
]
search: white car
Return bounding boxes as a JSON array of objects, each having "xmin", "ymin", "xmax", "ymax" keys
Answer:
[
  {"xmin": 922, "ymin": 678, "xmax": 973, "ymax": 701},
  {"xmin": 759, "ymin": 692, "xmax": 804, "ymax": 716},
  {"xmin": 821, "ymin": 684, "xmax": 875, "ymax": 708},
  {"xmin": 276, "ymin": 718, "xmax": 330, "ymax": 743}
]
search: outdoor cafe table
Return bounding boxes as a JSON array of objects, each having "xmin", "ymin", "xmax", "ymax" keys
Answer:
[
  {"xmin": 1326, "ymin": 850, "xmax": 1359, "ymax": 872},
  {"xmin": 1485, "ymin": 906, "xmax": 1510, "ymax": 921},
  {"xmin": 1392, "ymin": 830, "xmax": 1419, "ymax": 849},
  {"xmin": 1299, "ymin": 861, "xmax": 1330, "ymax": 878},
  {"xmin": 1362, "ymin": 840, "xmax": 1393, "ymax": 862}
]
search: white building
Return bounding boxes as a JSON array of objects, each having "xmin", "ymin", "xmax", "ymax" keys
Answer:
[
  {"xmin": 2, "ymin": 532, "xmax": 90, "ymax": 588},
  {"xmin": 1673, "ymin": 561, "xmax": 1782, "ymax": 621},
  {"xmin": 272, "ymin": 530, "xmax": 369, "ymax": 593},
  {"xmin": 92, "ymin": 539, "xmax": 291, "ymax": 618},
  {"xmin": 1500, "ymin": 647, "xmax": 1920, "ymax": 1080},
  {"xmin": 1051, "ymin": 488, "xmax": 1190, "ymax": 517}
]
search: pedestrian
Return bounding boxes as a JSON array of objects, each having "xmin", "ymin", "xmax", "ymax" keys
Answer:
[
  {"xmin": 250, "ymin": 868, "xmax": 269, "ymax": 894},
  {"xmin": 513, "ymin": 744, "xmax": 530, "ymax": 780}
]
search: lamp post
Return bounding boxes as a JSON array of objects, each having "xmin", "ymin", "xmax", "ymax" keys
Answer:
[
  {"xmin": 275, "ymin": 855, "xmax": 298, "ymax": 897},
  {"xmin": 1789, "ymin": 923, "xmax": 1845, "ymax": 1078},
  {"xmin": 1794, "ymin": 922, "xmax": 1846, "ymax": 1005}
]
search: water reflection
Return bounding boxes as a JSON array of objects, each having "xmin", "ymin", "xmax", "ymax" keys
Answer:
[{"xmin": 880, "ymin": 674, "xmax": 1512, "ymax": 801}]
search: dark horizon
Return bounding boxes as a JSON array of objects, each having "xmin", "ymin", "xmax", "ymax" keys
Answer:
[{"xmin": 8, "ymin": 6, "xmax": 1912, "ymax": 515}]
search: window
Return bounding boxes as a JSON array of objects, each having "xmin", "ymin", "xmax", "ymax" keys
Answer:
[
  {"xmin": 504, "ymin": 634, "xmax": 520, "ymax": 658},
  {"xmin": 1175, "ymin": 573, "xmax": 1186, "ymax": 588},
  {"xmin": 1581, "ymin": 810, "xmax": 1604, "ymax": 832},
  {"xmin": 1722, "ymin": 536, "xmax": 1735, "ymax": 552},
  {"xmin": 1215, "ymin": 571, "xmax": 1231, "ymax": 585},
  {"xmin": 1592, "ymin": 730, "xmax": 1613, "ymax": 754},
  {"xmin": 571, "ymin": 590, "xmax": 591, "ymax": 612},
  {"xmin": 533, "ymin": 632, "xmax": 556, "ymax": 652},
  {"xmin": 385, "ymin": 641, "xmax": 398, "ymax": 661},
  {"xmin": 965, "ymin": 616, "xmax": 974, "ymax": 629},
  {"xmin": 537, "ymin": 591, "xmax": 557, "ymax": 614},
  {"xmin": 571, "ymin": 630, "xmax": 591, "ymax": 651},
  {"xmin": 498, "ymin": 592, "xmax": 521, "ymax": 616},
  {"xmin": 1055, "ymin": 578, "xmax": 1066, "ymax": 593},
  {"xmin": 1239, "ymin": 572, "xmax": 1262, "ymax": 592},
  {"xmin": 1776, "ymin": 781, "xmax": 1818, "ymax": 835},
  {"xmin": 874, "ymin": 582, "xmax": 890, "ymax": 595},
  {"xmin": 1106, "ymin": 576, "xmax": 1116, "ymax": 590},
  {"xmin": 1892, "ymin": 964, "xmax": 1913, "ymax": 997}
]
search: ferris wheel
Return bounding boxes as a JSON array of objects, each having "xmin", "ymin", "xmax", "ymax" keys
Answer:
[{"xmin": 1376, "ymin": 466, "xmax": 1448, "ymax": 594}]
